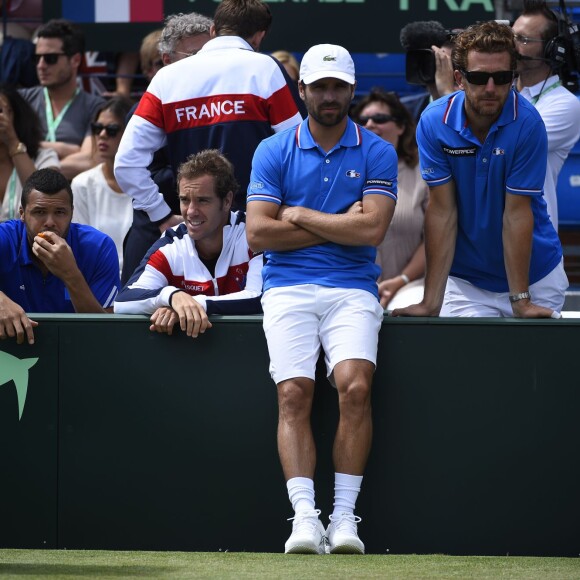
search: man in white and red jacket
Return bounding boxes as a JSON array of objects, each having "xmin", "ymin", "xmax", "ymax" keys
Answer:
[{"xmin": 114, "ymin": 149, "xmax": 262, "ymax": 338}]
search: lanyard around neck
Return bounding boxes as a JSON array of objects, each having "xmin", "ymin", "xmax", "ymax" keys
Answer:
[
  {"xmin": 7, "ymin": 168, "xmax": 17, "ymax": 219},
  {"xmin": 44, "ymin": 87, "xmax": 79, "ymax": 142},
  {"xmin": 531, "ymin": 80, "xmax": 561, "ymax": 105}
]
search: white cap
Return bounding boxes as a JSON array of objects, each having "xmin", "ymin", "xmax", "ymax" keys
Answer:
[{"xmin": 299, "ymin": 44, "xmax": 355, "ymax": 85}]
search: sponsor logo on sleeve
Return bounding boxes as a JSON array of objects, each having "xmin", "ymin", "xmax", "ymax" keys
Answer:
[{"xmin": 365, "ymin": 178, "xmax": 393, "ymax": 188}]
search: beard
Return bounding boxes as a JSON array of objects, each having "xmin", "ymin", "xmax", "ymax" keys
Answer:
[
  {"xmin": 464, "ymin": 89, "xmax": 506, "ymax": 119},
  {"xmin": 304, "ymin": 95, "xmax": 351, "ymax": 127}
]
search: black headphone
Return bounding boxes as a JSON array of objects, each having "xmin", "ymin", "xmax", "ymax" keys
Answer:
[{"xmin": 543, "ymin": 7, "xmax": 568, "ymax": 67}]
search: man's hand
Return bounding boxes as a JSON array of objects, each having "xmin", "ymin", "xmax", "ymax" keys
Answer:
[
  {"xmin": 511, "ymin": 298, "xmax": 558, "ymax": 319},
  {"xmin": 378, "ymin": 277, "xmax": 406, "ymax": 309},
  {"xmin": 432, "ymin": 45, "xmax": 455, "ymax": 98},
  {"xmin": 149, "ymin": 307, "xmax": 180, "ymax": 335},
  {"xmin": 0, "ymin": 292, "xmax": 38, "ymax": 345},
  {"xmin": 277, "ymin": 204, "xmax": 301, "ymax": 224},
  {"xmin": 391, "ymin": 302, "xmax": 439, "ymax": 317},
  {"xmin": 32, "ymin": 231, "xmax": 79, "ymax": 280},
  {"xmin": 159, "ymin": 215, "xmax": 183, "ymax": 234},
  {"xmin": 346, "ymin": 201, "xmax": 363, "ymax": 215},
  {"xmin": 168, "ymin": 291, "xmax": 212, "ymax": 338}
]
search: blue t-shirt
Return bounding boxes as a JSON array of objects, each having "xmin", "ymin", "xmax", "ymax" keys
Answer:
[
  {"xmin": 418, "ymin": 89, "xmax": 562, "ymax": 292},
  {"xmin": 0, "ymin": 220, "xmax": 120, "ymax": 313},
  {"xmin": 247, "ymin": 117, "xmax": 398, "ymax": 298}
]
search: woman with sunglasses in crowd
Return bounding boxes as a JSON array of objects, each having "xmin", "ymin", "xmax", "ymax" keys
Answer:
[
  {"xmin": 351, "ymin": 88, "xmax": 428, "ymax": 310},
  {"xmin": 0, "ymin": 84, "xmax": 60, "ymax": 222},
  {"xmin": 71, "ymin": 97, "xmax": 134, "ymax": 275}
]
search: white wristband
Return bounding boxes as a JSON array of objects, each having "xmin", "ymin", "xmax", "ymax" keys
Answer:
[{"xmin": 400, "ymin": 273, "xmax": 410, "ymax": 285}]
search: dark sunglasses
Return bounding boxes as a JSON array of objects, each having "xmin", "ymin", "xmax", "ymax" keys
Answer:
[
  {"xmin": 358, "ymin": 114, "xmax": 398, "ymax": 125},
  {"xmin": 34, "ymin": 53, "xmax": 66, "ymax": 65},
  {"xmin": 91, "ymin": 123, "xmax": 122, "ymax": 137},
  {"xmin": 460, "ymin": 69, "xmax": 515, "ymax": 85}
]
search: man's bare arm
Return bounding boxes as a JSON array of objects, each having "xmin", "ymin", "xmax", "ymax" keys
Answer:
[
  {"xmin": 246, "ymin": 200, "xmax": 326, "ymax": 253},
  {"xmin": 503, "ymin": 193, "xmax": 555, "ymax": 318},
  {"xmin": 392, "ymin": 182, "xmax": 457, "ymax": 317},
  {"xmin": 279, "ymin": 194, "xmax": 395, "ymax": 247}
]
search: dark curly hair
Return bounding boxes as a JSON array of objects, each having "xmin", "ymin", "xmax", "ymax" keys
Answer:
[
  {"xmin": 35, "ymin": 19, "xmax": 85, "ymax": 56},
  {"xmin": 21, "ymin": 168, "xmax": 73, "ymax": 209},
  {"xmin": 452, "ymin": 21, "xmax": 517, "ymax": 73}
]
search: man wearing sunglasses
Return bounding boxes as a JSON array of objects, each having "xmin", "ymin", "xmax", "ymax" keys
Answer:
[
  {"xmin": 512, "ymin": 1, "xmax": 580, "ymax": 231},
  {"xmin": 393, "ymin": 20, "xmax": 567, "ymax": 320},
  {"xmin": 19, "ymin": 19, "xmax": 105, "ymax": 181}
]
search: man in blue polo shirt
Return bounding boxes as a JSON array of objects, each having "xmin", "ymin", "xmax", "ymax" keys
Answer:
[
  {"xmin": 393, "ymin": 20, "xmax": 567, "ymax": 319},
  {"xmin": 0, "ymin": 168, "xmax": 119, "ymax": 345},
  {"xmin": 247, "ymin": 44, "xmax": 397, "ymax": 555}
]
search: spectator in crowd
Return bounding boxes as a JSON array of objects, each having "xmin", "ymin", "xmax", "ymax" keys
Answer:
[
  {"xmin": 246, "ymin": 44, "xmax": 397, "ymax": 555},
  {"xmin": 271, "ymin": 50, "xmax": 300, "ymax": 83},
  {"xmin": 139, "ymin": 29, "xmax": 164, "ymax": 83},
  {"xmin": 114, "ymin": 149, "xmax": 263, "ymax": 337},
  {"xmin": 79, "ymin": 50, "xmax": 140, "ymax": 99},
  {"xmin": 512, "ymin": 0, "xmax": 580, "ymax": 231},
  {"xmin": 157, "ymin": 12, "xmax": 212, "ymax": 65},
  {"xmin": 22, "ymin": 20, "xmax": 105, "ymax": 180},
  {"xmin": 0, "ymin": 84, "xmax": 59, "ymax": 222},
  {"xmin": 0, "ymin": 168, "xmax": 120, "ymax": 345},
  {"xmin": 392, "ymin": 21, "xmax": 567, "ymax": 319},
  {"xmin": 71, "ymin": 97, "xmax": 134, "ymax": 276},
  {"xmin": 114, "ymin": 0, "xmax": 305, "ymax": 247},
  {"xmin": 120, "ymin": 11, "xmax": 214, "ymax": 285},
  {"xmin": 352, "ymin": 88, "xmax": 428, "ymax": 310}
]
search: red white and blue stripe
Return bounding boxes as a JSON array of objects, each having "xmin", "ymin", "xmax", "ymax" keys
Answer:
[{"xmin": 61, "ymin": 0, "xmax": 163, "ymax": 23}]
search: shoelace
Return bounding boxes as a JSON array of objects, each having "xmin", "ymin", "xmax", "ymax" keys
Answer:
[
  {"xmin": 329, "ymin": 512, "xmax": 361, "ymax": 532},
  {"xmin": 288, "ymin": 508, "xmax": 322, "ymax": 532}
]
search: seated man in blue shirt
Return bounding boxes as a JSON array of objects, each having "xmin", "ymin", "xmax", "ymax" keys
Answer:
[
  {"xmin": 114, "ymin": 149, "xmax": 263, "ymax": 338},
  {"xmin": 0, "ymin": 168, "xmax": 120, "ymax": 345}
]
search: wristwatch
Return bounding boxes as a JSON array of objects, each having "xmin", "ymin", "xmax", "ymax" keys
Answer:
[
  {"xmin": 509, "ymin": 291, "xmax": 531, "ymax": 303},
  {"xmin": 9, "ymin": 142, "xmax": 27, "ymax": 158}
]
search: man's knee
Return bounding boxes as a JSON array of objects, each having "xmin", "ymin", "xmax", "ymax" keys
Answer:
[
  {"xmin": 277, "ymin": 379, "xmax": 314, "ymax": 420},
  {"xmin": 338, "ymin": 378, "xmax": 372, "ymax": 411}
]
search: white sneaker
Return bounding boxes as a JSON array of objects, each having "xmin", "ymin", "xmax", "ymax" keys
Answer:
[
  {"xmin": 326, "ymin": 512, "xmax": 365, "ymax": 554},
  {"xmin": 284, "ymin": 509, "xmax": 327, "ymax": 554}
]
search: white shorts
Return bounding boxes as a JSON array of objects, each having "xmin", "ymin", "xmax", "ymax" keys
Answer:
[
  {"xmin": 261, "ymin": 284, "xmax": 384, "ymax": 385},
  {"xmin": 440, "ymin": 259, "xmax": 568, "ymax": 317}
]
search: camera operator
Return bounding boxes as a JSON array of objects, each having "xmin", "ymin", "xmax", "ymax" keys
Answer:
[
  {"xmin": 513, "ymin": 0, "xmax": 580, "ymax": 231},
  {"xmin": 400, "ymin": 21, "xmax": 457, "ymax": 117}
]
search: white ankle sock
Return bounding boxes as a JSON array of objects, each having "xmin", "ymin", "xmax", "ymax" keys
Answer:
[
  {"xmin": 332, "ymin": 472, "xmax": 363, "ymax": 517},
  {"xmin": 287, "ymin": 477, "xmax": 316, "ymax": 513}
]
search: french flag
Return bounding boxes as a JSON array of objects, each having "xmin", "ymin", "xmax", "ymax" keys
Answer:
[{"xmin": 62, "ymin": 0, "xmax": 163, "ymax": 23}]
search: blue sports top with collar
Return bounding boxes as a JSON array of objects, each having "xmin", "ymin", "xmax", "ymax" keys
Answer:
[
  {"xmin": 248, "ymin": 116, "xmax": 398, "ymax": 298},
  {"xmin": 0, "ymin": 219, "xmax": 120, "ymax": 312},
  {"xmin": 417, "ymin": 89, "xmax": 562, "ymax": 293}
]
